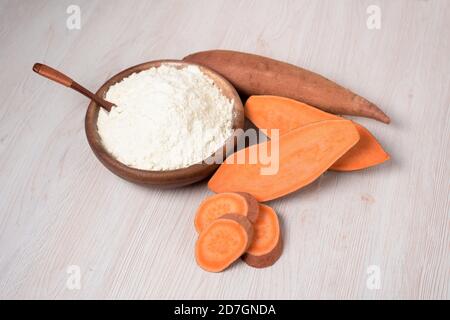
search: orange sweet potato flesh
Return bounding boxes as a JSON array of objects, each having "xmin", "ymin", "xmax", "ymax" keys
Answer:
[
  {"xmin": 208, "ymin": 119, "xmax": 360, "ymax": 202},
  {"xmin": 243, "ymin": 204, "xmax": 283, "ymax": 268},
  {"xmin": 245, "ymin": 95, "xmax": 390, "ymax": 171},
  {"xmin": 183, "ymin": 50, "xmax": 390, "ymax": 123},
  {"xmin": 195, "ymin": 214, "xmax": 253, "ymax": 273},
  {"xmin": 194, "ymin": 192, "xmax": 259, "ymax": 233}
]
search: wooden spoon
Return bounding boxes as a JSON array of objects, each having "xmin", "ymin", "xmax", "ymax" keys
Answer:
[{"xmin": 32, "ymin": 63, "xmax": 115, "ymax": 111}]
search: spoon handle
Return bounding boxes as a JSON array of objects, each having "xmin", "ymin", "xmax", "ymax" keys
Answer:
[{"xmin": 32, "ymin": 63, "xmax": 114, "ymax": 111}]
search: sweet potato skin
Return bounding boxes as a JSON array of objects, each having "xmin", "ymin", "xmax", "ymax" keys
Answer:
[
  {"xmin": 242, "ymin": 235, "xmax": 283, "ymax": 268},
  {"xmin": 235, "ymin": 192, "xmax": 259, "ymax": 223},
  {"xmin": 184, "ymin": 50, "xmax": 390, "ymax": 123},
  {"xmin": 242, "ymin": 204, "xmax": 283, "ymax": 268}
]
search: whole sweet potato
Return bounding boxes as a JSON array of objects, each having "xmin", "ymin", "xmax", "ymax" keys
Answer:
[{"xmin": 184, "ymin": 50, "xmax": 390, "ymax": 123}]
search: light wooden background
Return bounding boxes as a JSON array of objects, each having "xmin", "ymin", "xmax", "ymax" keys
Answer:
[{"xmin": 0, "ymin": 0, "xmax": 448, "ymax": 300}]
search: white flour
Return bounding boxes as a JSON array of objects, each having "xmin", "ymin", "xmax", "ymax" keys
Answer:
[{"xmin": 97, "ymin": 65, "xmax": 234, "ymax": 170}]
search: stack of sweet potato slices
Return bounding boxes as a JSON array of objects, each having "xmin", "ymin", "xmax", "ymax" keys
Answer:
[{"xmin": 194, "ymin": 192, "xmax": 282, "ymax": 272}]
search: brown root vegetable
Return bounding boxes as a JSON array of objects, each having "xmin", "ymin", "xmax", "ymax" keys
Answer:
[
  {"xmin": 183, "ymin": 50, "xmax": 390, "ymax": 123},
  {"xmin": 194, "ymin": 192, "xmax": 259, "ymax": 233},
  {"xmin": 208, "ymin": 119, "xmax": 360, "ymax": 202},
  {"xmin": 243, "ymin": 204, "xmax": 283, "ymax": 268},
  {"xmin": 245, "ymin": 95, "xmax": 390, "ymax": 171},
  {"xmin": 195, "ymin": 214, "xmax": 254, "ymax": 272}
]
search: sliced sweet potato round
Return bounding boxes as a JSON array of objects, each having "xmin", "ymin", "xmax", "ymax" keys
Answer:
[
  {"xmin": 195, "ymin": 214, "xmax": 254, "ymax": 272},
  {"xmin": 242, "ymin": 204, "xmax": 283, "ymax": 268},
  {"xmin": 194, "ymin": 192, "xmax": 259, "ymax": 233}
]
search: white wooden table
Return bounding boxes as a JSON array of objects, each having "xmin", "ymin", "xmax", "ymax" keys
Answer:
[{"xmin": 0, "ymin": 0, "xmax": 448, "ymax": 299}]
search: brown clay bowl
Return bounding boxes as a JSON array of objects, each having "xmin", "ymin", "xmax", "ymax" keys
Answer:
[{"xmin": 85, "ymin": 60, "xmax": 244, "ymax": 187}]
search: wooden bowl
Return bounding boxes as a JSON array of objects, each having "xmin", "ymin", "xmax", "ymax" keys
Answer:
[{"xmin": 85, "ymin": 60, "xmax": 244, "ymax": 187}]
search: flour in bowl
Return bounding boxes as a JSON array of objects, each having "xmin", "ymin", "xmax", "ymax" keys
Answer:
[{"xmin": 97, "ymin": 65, "xmax": 234, "ymax": 170}]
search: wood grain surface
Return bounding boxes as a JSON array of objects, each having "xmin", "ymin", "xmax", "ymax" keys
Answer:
[{"xmin": 0, "ymin": 0, "xmax": 448, "ymax": 299}]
